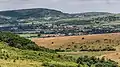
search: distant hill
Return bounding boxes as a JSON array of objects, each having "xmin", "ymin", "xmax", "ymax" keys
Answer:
[
  {"xmin": 0, "ymin": 8, "xmax": 119, "ymax": 34},
  {"xmin": 71, "ymin": 12, "xmax": 112, "ymax": 17},
  {"xmin": 0, "ymin": 8, "xmax": 112, "ymax": 19},
  {"xmin": 0, "ymin": 8, "xmax": 114, "ymax": 25},
  {"xmin": 0, "ymin": 8, "xmax": 69, "ymax": 19}
]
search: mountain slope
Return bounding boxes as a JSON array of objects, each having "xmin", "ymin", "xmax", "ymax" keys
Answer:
[
  {"xmin": 0, "ymin": 8, "xmax": 68, "ymax": 19},
  {"xmin": 0, "ymin": 8, "xmax": 113, "ymax": 25}
]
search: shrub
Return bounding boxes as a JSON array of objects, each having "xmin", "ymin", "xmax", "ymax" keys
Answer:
[
  {"xmin": 0, "ymin": 31, "xmax": 55, "ymax": 52},
  {"xmin": 77, "ymin": 56, "xmax": 118, "ymax": 67}
]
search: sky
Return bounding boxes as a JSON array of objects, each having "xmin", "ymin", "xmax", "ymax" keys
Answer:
[{"xmin": 0, "ymin": 0, "xmax": 120, "ymax": 13}]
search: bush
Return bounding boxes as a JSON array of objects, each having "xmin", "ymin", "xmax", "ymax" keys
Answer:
[
  {"xmin": 77, "ymin": 56, "xmax": 118, "ymax": 67},
  {"xmin": 42, "ymin": 61, "xmax": 77, "ymax": 67},
  {"xmin": 0, "ymin": 31, "xmax": 55, "ymax": 52}
]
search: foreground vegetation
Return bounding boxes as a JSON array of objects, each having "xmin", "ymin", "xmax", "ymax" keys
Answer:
[
  {"xmin": 0, "ymin": 31, "xmax": 55, "ymax": 52},
  {"xmin": 76, "ymin": 56, "xmax": 118, "ymax": 67},
  {"xmin": 0, "ymin": 42, "xmax": 118, "ymax": 67},
  {"xmin": 0, "ymin": 42, "xmax": 78, "ymax": 67},
  {"xmin": 0, "ymin": 59, "xmax": 43, "ymax": 67},
  {"xmin": 0, "ymin": 32, "xmax": 118, "ymax": 67}
]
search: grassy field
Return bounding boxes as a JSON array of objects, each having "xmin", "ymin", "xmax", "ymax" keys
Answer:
[
  {"xmin": 17, "ymin": 34, "xmax": 39, "ymax": 38},
  {"xmin": 0, "ymin": 42, "xmax": 43, "ymax": 67},
  {"xmin": 32, "ymin": 33, "xmax": 120, "ymax": 51},
  {"xmin": 31, "ymin": 33, "xmax": 120, "ymax": 66},
  {"xmin": 0, "ymin": 32, "xmax": 119, "ymax": 67},
  {"xmin": 0, "ymin": 42, "xmax": 77, "ymax": 67},
  {"xmin": 0, "ymin": 59, "xmax": 43, "ymax": 67}
]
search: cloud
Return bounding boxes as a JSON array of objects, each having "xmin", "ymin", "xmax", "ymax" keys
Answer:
[{"xmin": 51, "ymin": 0, "xmax": 60, "ymax": 2}]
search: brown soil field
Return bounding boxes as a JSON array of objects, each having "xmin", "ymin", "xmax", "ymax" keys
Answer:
[{"xmin": 32, "ymin": 33, "xmax": 120, "ymax": 50}]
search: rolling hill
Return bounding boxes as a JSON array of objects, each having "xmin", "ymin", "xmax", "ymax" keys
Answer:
[
  {"xmin": 0, "ymin": 8, "xmax": 113, "ymax": 24},
  {"xmin": 0, "ymin": 8, "xmax": 68, "ymax": 19},
  {"xmin": 0, "ymin": 8, "xmax": 112, "ymax": 19}
]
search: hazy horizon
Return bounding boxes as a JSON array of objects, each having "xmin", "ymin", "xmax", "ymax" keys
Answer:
[
  {"xmin": 0, "ymin": 7, "xmax": 118, "ymax": 14},
  {"xmin": 0, "ymin": 0, "xmax": 120, "ymax": 13}
]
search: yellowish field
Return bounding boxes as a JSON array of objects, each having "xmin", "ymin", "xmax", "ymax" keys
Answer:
[
  {"xmin": 32, "ymin": 33, "xmax": 120, "ymax": 65},
  {"xmin": 32, "ymin": 33, "xmax": 120, "ymax": 50},
  {"xmin": 0, "ymin": 59, "xmax": 43, "ymax": 67}
]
